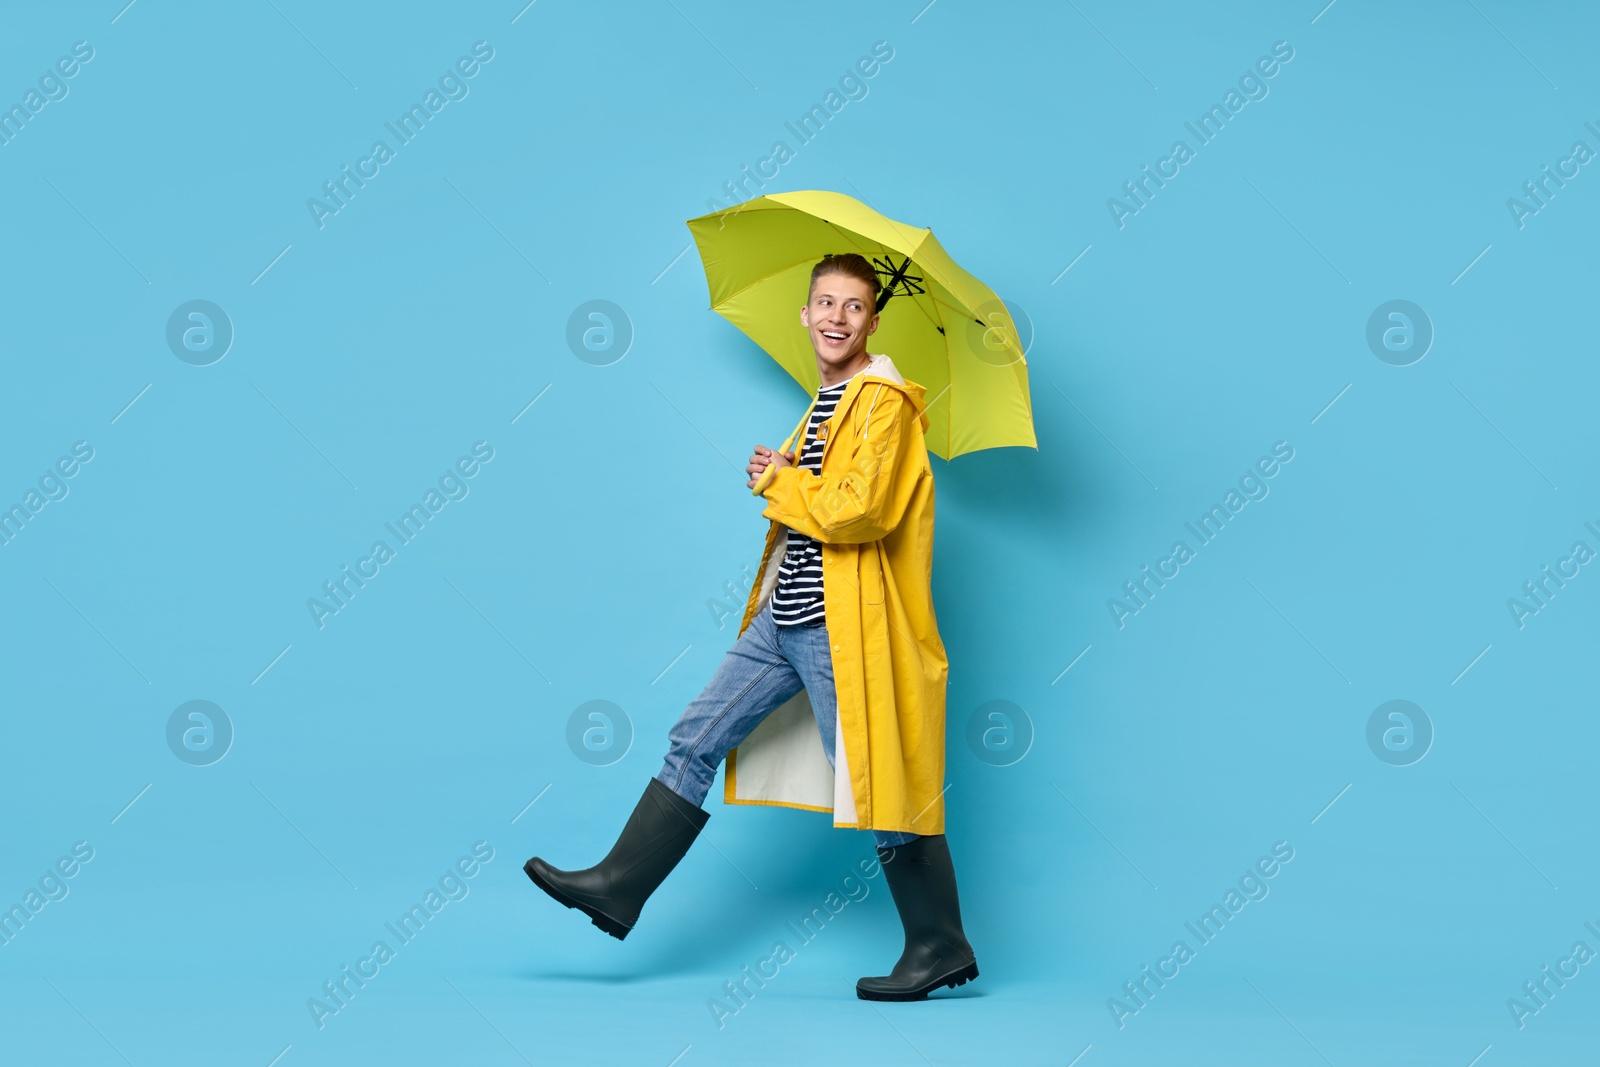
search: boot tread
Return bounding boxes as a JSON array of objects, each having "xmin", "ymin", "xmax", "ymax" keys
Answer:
[{"xmin": 855, "ymin": 961, "xmax": 980, "ymax": 1001}]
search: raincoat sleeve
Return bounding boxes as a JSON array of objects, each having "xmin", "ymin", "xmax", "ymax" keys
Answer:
[{"xmin": 759, "ymin": 386, "xmax": 921, "ymax": 545}]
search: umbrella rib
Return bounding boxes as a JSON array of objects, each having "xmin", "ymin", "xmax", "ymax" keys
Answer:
[
  {"xmin": 698, "ymin": 217, "xmax": 936, "ymax": 317},
  {"xmin": 701, "ymin": 255, "xmax": 815, "ymax": 309},
  {"xmin": 818, "ymin": 223, "xmax": 965, "ymax": 354},
  {"xmin": 695, "ymin": 217, "xmax": 886, "ymax": 307}
]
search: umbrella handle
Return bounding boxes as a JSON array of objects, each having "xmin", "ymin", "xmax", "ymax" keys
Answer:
[
  {"xmin": 749, "ymin": 447, "xmax": 786, "ymax": 495},
  {"xmin": 751, "ymin": 402, "xmax": 815, "ymax": 496}
]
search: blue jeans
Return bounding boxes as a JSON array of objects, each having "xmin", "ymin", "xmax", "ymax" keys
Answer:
[{"xmin": 655, "ymin": 601, "xmax": 920, "ymax": 850}]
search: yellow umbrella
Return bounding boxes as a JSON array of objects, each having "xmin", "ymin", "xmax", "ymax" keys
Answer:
[{"xmin": 685, "ymin": 189, "xmax": 1036, "ymax": 493}]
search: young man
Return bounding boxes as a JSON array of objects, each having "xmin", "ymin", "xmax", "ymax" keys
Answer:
[{"xmin": 524, "ymin": 253, "xmax": 977, "ymax": 1001}]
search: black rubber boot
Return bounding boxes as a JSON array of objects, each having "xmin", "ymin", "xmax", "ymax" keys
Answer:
[
  {"xmin": 523, "ymin": 776, "xmax": 709, "ymax": 941},
  {"xmin": 856, "ymin": 834, "xmax": 979, "ymax": 1001}
]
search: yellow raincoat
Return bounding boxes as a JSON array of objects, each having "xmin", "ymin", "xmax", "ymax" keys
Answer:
[{"xmin": 724, "ymin": 353, "xmax": 950, "ymax": 836}]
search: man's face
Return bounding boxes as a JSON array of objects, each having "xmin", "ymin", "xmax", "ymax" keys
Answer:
[{"xmin": 801, "ymin": 273, "xmax": 878, "ymax": 370}]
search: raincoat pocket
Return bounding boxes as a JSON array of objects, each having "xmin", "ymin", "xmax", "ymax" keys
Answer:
[{"xmin": 863, "ymin": 549, "xmax": 885, "ymax": 604}]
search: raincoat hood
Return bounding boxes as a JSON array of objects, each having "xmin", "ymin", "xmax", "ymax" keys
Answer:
[
  {"xmin": 850, "ymin": 353, "xmax": 930, "ymax": 434},
  {"xmin": 779, "ymin": 352, "xmax": 931, "ymax": 472}
]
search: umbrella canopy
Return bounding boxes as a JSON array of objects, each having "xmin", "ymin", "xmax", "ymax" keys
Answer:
[{"xmin": 685, "ymin": 189, "xmax": 1037, "ymax": 460}]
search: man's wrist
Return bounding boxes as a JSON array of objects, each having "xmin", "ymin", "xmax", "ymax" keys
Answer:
[{"xmin": 759, "ymin": 462, "xmax": 789, "ymax": 496}]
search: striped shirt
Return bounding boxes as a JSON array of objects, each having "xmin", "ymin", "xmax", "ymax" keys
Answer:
[{"xmin": 770, "ymin": 376, "xmax": 853, "ymax": 626}]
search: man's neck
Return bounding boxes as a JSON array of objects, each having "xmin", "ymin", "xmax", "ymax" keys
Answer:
[{"xmin": 818, "ymin": 351, "xmax": 872, "ymax": 388}]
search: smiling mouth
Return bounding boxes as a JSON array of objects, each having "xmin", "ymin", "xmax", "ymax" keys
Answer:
[{"xmin": 820, "ymin": 329, "xmax": 850, "ymax": 346}]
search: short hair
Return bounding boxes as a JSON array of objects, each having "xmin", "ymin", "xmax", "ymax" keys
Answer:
[{"xmin": 808, "ymin": 252, "xmax": 881, "ymax": 308}]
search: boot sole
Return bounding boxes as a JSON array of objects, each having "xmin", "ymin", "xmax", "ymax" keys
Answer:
[
  {"xmin": 524, "ymin": 859, "xmax": 633, "ymax": 941},
  {"xmin": 856, "ymin": 961, "xmax": 979, "ymax": 1001}
]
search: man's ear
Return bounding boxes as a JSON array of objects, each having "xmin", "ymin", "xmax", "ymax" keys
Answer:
[
  {"xmin": 866, "ymin": 312, "xmax": 880, "ymax": 336},
  {"xmin": 800, "ymin": 305, "xmax": 809, "ymax": 328}
]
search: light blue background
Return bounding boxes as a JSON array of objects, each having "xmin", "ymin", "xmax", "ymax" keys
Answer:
[{"xmin": 2, "ymin": 1, "xmax": 1596, "ymax": 1064}]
